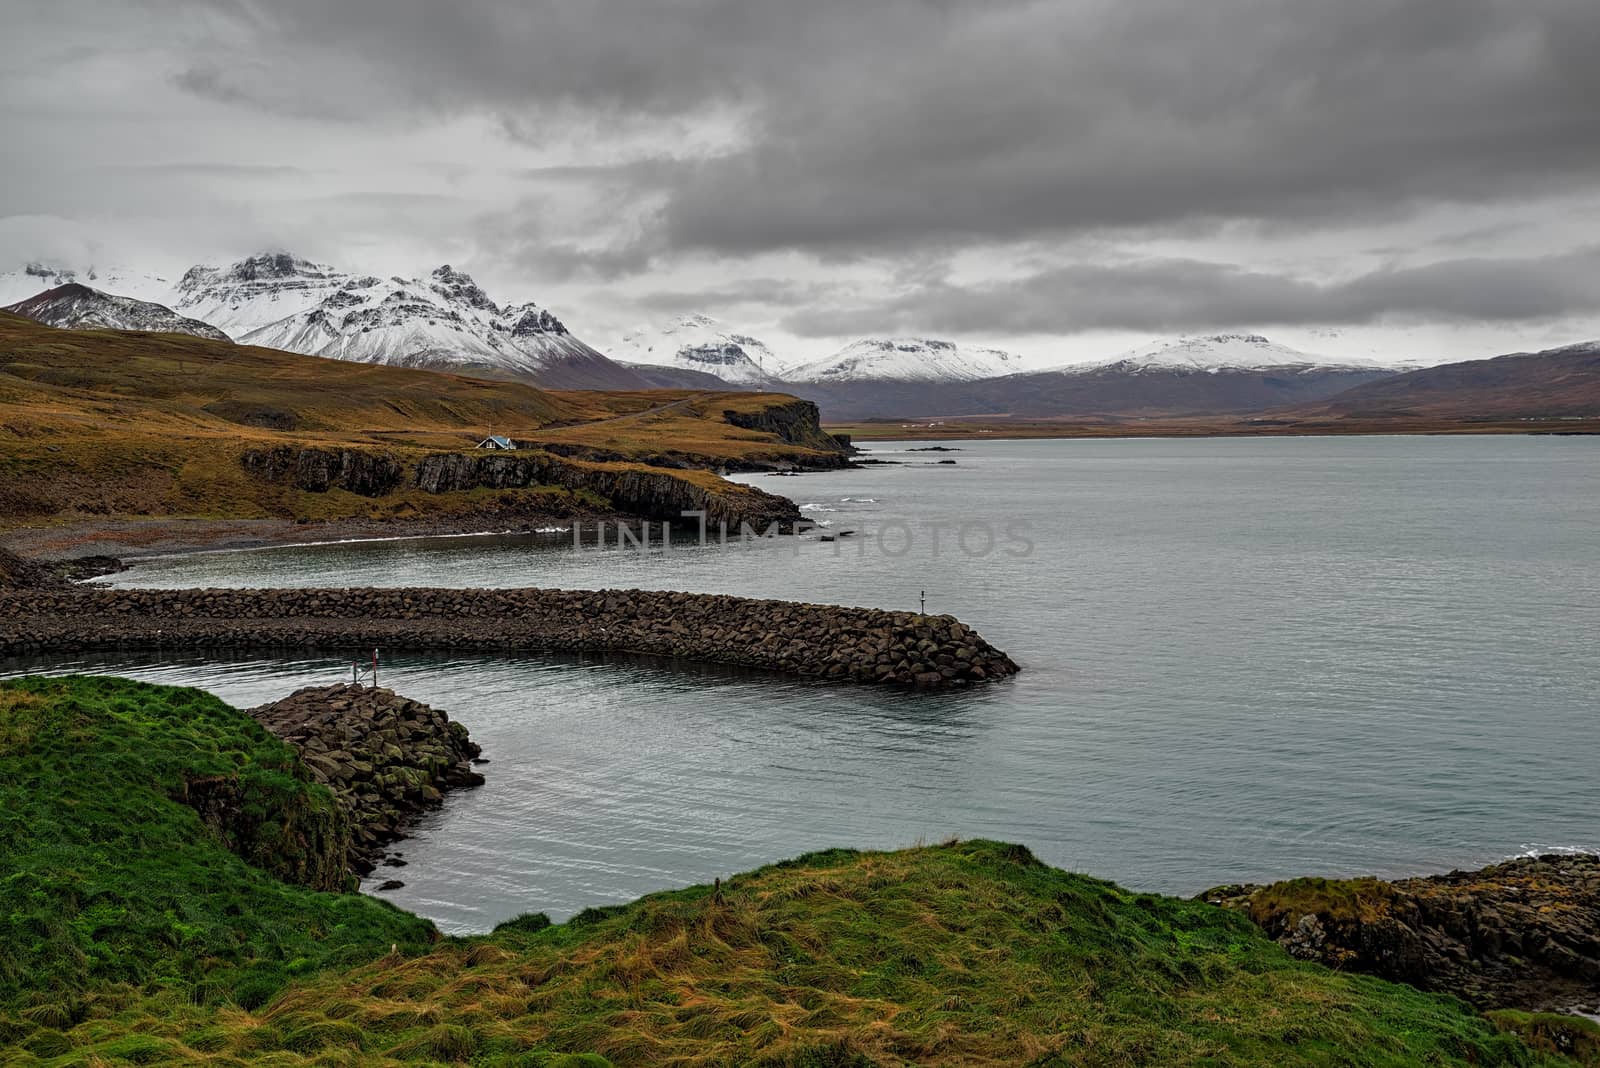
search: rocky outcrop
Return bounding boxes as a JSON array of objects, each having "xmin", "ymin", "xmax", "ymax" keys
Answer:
[
  {"xmin": 249, "ymin": 684, "xmax": 485, "ymax": 876},
  {"xmin": 412, "ymin": 452, "xmax": 802, "ymax": 528},
  {"xmin": 1203, "ymin": 854, "xmax": 1600, "ymax": 1013},
  {"xmin": 241, "ymin": 446, "xmax": 405, "ymax": 497},
  {"xmin": 0, "ymin": 587, "xmax": 1021, "ymax": 689},
  {"xmin": 722, "ymin": 400, "xmax": 856, "ymax": 458}
]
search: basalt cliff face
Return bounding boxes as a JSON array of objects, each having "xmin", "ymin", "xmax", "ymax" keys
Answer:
[
  {"xmin": 236, "ymin": 445, "xmax": 803, "ymax": 528},
  {"xmin": 240, "ymin": 446, "xmax": 408, "ymax": 497},
  {"xmin": 1204, "ymin": 853, "xmax": 1600, "ymax": 1013},
  {"xmin": 722, "ymin": 399, "xmax": 855, "ymax": 458},
  {"xmin": 412, "ymin": 452, "xmax": 802, "ymax": 527}
]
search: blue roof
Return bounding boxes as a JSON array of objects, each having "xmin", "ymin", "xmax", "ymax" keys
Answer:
[{"xmin": 482, "ymin": 435, "xmax": 514, "ymax": 448}]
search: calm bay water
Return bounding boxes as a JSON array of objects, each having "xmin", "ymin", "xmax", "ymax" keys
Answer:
[{"xmin": 6, "ymin": 435, "xmax": 1598, "ymax": 933}]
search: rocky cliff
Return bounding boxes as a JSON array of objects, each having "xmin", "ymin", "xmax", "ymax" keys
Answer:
[
  {"xmin": 412, "ymin": 452, "xmax": 802, "ymax": 527},
  {"xmin": 237, "ymin": 444, "xmax": 801, "ymax": 528},
  {"xmin": 240, "ymin": 446, "xmax": 407, "ymax": 497},
  {"xmin": 722, "ymin": 399, "xmax": 856, "ymax": 458}
]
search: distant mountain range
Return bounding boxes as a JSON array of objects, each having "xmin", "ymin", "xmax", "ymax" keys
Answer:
[
  {"xmin": 785, "ymin": 337, "xmax": 1027, "ymax": 383},
  {"xmin": 0, "ymin": 255, "xmax": 649, "ymax": 390},
  {"xmin": 7, "ymin": 256, "xmax": 1589, "ymax": 426},
  {"xmin": 613, "ymin": 313, "xmax": 783, "ymax": 387},
  {"xmin": 1282, "ymin": 340, "xmax": 1600, "ymax": 423}
]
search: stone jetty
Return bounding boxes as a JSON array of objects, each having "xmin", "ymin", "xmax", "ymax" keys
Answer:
[
  {"xmin": 0, "ymin": 586, "xmax": 1020, "ymax": 688},
  {"xmin": 248, "ymin": 684, "xmax": 485, "ymax": 876}
]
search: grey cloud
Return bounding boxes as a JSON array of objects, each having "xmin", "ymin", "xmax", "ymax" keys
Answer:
[
  {"xmin": 630, "ymin": 278, "xmax": 843, "ymax": 314},
  {"xmin": 782, "ymin": 248, "xmax": 1600, "ymax": 336},
  {"xmin": 141, "ymin": 1, "xmax": 1600, "ymax": 258},
  {"xmin": 9, "ymin": 0, "xmax": 1600, "ymax": 343},
  {"xmin": 117, "ymin": 162, "xmax": 308, "ymax": 178}
]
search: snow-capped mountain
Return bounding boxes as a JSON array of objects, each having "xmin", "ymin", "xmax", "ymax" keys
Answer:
[
  {"xmin": 0, "ymin": 263, "xmax": 176, "ymax": 308},
  {"xmin": 63, "ymin": 252, "xmax": 646, "ymax": 390},
  {"xmin": 612, "ymin": 314, "xmax": 782, "ymax": 386},
  {"xmin": 4, "ymin": 283, "xmax": 231, "ymax": 340},
  {"xmin": 1061, "ymin": 334, "xmax": 1387, "ymax": 375},
  {"xmin": 171, "ymin": 253, "xmax": 349, "ymax": 336},
  {"xmin": 221, "ymin": 263, "xmax": 638, "ymax": 388},
  {"xmin": 785, "ymin": 338, "xmax": 1026, "ymax": 383}
]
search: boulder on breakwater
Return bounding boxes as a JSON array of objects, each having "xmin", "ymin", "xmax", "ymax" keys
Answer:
[
  {"xmin": 248, "ymin": 683, "xmax": 485, "ymax": 876},
  {"xmin": 0, "ymin": 587, "xmax": 1021, "ymax": 689},
  {"xmin": 1203, "ymin": 853, "xmax": 1600, "ymax": 1013}
]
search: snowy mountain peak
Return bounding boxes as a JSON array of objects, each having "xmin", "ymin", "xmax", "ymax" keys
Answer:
[
  {"xmin": 786, "ymin": 337, "xmax": 1026, "ymax": 383},
  {"xmin": 231, "ymin": 252, "xmax": 333, "ymax": 282},
  {"xmin": 428, "ymin": 264, "xmax": 498, "ymax": 313},
  {"xmin": 613, "ymin": 313, "xmax": 782, "ymax": 385},
  {"xmin": 1063, "ymin": 334, "xmax": 1386, "ymax": 375},
  {"xmin": 4, "ymin": 283, "xmax": 231, "ymax": 341},
  {"xmin": 499, "ymin": 303, "xmax": 569, "ymax": 338}
]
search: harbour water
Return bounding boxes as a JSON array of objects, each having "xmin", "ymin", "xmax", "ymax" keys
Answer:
[{"xmin": 7, "ymin": 435, "xmax": 1597, "ymax": 932}]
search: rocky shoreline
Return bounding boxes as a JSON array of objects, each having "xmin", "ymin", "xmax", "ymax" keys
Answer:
[
  {"xmin": 0, "ymin": 512, "xmax": 616, "ymax": 563},
  {"xmin": 0, "ymin": 586, "xmax": 1021, "ymax": 689},
  {"xmin": 1203, "ymin": 853, "xmax": 1600, "ymax": 1015}
]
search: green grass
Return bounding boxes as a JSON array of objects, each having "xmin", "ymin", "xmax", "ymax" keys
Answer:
[
  {"xmin": 0, "ymin": 677, "xmax": 1589, "ymax": 1066},
  {"xmin": 0, "ymin": 677, "xmax": 434, "ymax": 1016}
]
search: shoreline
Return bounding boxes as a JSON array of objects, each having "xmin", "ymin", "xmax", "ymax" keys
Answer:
[
  {"xmin": 828, "ymin": 418, "xmax": 1600, "ymax": 442},
  {"xmin": 0, "ymin": 510, "xmax": 631, "ymax": 563}
]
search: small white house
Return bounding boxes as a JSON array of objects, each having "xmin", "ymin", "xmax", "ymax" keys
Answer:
[{"xmin": 477, "ymin": 435, "xmax": 516, "ymax": 450}]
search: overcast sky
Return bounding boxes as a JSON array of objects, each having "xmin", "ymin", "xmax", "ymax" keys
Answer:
[{"xmin": 4, "ymin": 0, "xmax": 1600, "ymax": 366}]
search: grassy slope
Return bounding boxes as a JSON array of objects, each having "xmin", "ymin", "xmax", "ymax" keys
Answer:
[
  {"xmin": 0, "ymin": 315, "xmax": 833, "ymax": 532},
  {"xmin": 0, "ymin": 677, "xmax": 435, "ymax": 1017},
  {"xmin": 0, "ymin": 681, "xmax": 1581, "ymax": 1068}
]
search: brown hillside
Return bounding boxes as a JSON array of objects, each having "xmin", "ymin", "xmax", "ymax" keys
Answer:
[{"xmin": 0, "ymin": 315, "xmax": 829, "ymax": 538}]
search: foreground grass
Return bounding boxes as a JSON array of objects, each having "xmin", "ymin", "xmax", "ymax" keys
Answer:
[
  {"xmin": 0, "ymin": 677, "xmax": 434, "ymax": 1015},
  {"xmin": 0, "ymin": 677, "xmax": 1583, "ymax": 1066}
]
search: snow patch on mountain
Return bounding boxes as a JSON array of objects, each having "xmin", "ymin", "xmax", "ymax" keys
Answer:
[
  {"xmin": 1060, "ymin": 334, "xmax": 1389, "ymax": 375},
  {"xmin": 612, "ymin": 314, "xmax": 782, "ymax": 385},
  {"xmin": 0, "ymin": 263, "xmax": 176, "ymax": 308},
  {"xmin": 172, "ymin": 253, "xmax": 350, "ymax": 336},
  {"xmin": 4, "ymin": 283, "xmax": 231, "ymax": 341},
  {"xmin": 785, "ymin": 338, "xmax": 1026, "ymax": 383}
]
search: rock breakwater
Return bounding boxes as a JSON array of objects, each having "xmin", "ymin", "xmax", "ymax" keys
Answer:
[
  {"xmin": 249, "ymin": 684, "xmax": 485, "ymax": 876},
  {"xmin": 0, "ymin": 587, "xmax": 1020, "ymax": 688},
  {"xmin": 1204, "ymin": 853, "xmax": 1600, "ymax": 1013}
]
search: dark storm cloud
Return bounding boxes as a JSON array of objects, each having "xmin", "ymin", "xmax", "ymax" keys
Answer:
[
  {"xmin": 782, "ymin": 248, "xmax": 1600, "ymax": 336},
  {"xmin": 156, "ymin": 0, "xmax": 1600, "ymax": 256}
]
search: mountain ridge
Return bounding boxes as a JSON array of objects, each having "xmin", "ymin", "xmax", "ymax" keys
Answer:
[
  {"xmin": 3, "ymin": 253, "xmax": 650, "ymax": 391},
  {"xmin": 4, "ymin": 283, "xmax": 232, "ymax": 341}
]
